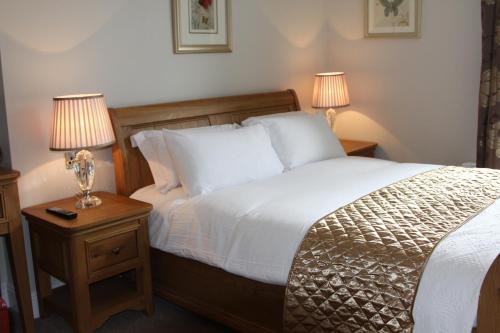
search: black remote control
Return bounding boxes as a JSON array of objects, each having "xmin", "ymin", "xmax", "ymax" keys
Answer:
[{"xmin": 46, "ymin": 207, "xmax": 78, "ymax": 220}]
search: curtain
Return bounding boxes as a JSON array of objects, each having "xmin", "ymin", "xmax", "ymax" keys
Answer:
[{"xmin": 478, "ymin": 0, "xmax": 500, "ymax": 168}]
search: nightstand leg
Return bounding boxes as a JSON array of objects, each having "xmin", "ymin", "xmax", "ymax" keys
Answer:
[
  {"xmin": 68, "ymin": 239, "xmax": 92, "ymax": 333},
  {"xmin": 136, "ymin": 266, "xmax": 154, "ymax": 316},
  {"xmin": 69, "ymin": 282, "xmax": 91, "ymax": 333},
  {"xmin": 30, "ymin": 231, "xmax": 52, "ymax": 318},
  {"xmin": 33, "ymin": 269, "xmax": 51, "ymax": 318}
]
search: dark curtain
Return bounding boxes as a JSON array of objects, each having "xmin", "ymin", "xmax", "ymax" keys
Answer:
[{"xmin": 478, "ymin": 0, "xmax": 500, "ymax": 168}]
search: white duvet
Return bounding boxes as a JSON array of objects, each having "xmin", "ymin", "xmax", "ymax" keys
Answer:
[{"xmin": 131, "ymin": 157, "xmax": 500, "ymax": 333}]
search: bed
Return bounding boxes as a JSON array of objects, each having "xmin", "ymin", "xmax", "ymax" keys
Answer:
[{"xmin": 109, "ymin": 90, "xmax": 500, "ymax": 333}]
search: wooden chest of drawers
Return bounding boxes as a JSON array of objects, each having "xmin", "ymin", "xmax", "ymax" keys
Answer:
[
  {"xmin": 0, "ymin": 169, "xmax": 35, "ymax": 333},
  {"xmin": 0, "ymin": 187, "xmax": 8, "ymax": 234},
  {"xmin": 0, "ymin": 189, "xmax": 6, "ymax": 221}
]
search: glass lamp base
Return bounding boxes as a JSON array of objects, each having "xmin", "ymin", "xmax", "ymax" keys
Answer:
[
  {"xmin": 72, "ymin": 149, "xmax": 101, "ymax": 209},
  {"xmin": 325, "ymin": 108, "xmax": 337, "ymax": 132},
  {"xmin": 76, "ymin": 195, "xmax": 102, "ymax": 209}
]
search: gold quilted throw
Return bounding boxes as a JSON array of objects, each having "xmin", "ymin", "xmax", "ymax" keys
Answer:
[{"xmin": 284, "ymin": 166, "xmax": 500, "ymax": 332}]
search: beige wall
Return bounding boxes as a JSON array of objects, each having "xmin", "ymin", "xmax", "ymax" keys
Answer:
[
  {"xmin": 328, "ymin": 0, "xmax": 482, "ymax": 165},
  {"xmin": 0, "ymin": 0, "xmax": 483, "ymax": 316},
  {"xmin": 0, "ymin": 0, "xmax": 329, "ymax": 314},
  {"xmin": 0, "ymin": 0, "xmax": 328, "ymax": 209}
]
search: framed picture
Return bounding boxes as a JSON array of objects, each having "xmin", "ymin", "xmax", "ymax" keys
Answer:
[
  {"xmin": 365, "ymin": 0, "xmax": 421, "ymax": 38},
  {"xmin": 172, "ymin": 0, "xmax": 232, "ymax": 54}
]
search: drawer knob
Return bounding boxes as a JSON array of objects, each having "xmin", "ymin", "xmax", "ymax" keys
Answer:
[{"xmin": 111, "ymin": 247, "xmax": 121, "ymax": 255}]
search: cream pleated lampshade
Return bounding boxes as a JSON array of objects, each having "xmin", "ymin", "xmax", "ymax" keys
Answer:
[
  {"xmin": 312, "ymin": 72, "xmax": 350, "ymax": 108},
  {"xmin": 50, "ymin": 94, "xmax": 116, "ymax": 151}
]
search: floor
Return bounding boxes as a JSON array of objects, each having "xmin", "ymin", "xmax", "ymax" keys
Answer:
[{"xmin": 12, "ymin": 297, "xmax": 234, "ymax": 333}]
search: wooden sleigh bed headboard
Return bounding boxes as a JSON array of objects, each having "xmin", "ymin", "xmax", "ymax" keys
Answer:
[{"xmin": 109, "ymin": 90, "xmax": 301, "ymax": 196}]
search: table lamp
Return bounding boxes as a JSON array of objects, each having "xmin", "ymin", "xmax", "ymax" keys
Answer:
[
  {"xmin": 312, "ymin": 72, "xmax": 350, "ymax": 131},
  {"xmin": 50, "ymin": 94, "xmax": 116, "ymax": 209}
]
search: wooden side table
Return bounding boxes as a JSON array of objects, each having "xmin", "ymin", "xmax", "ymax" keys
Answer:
[
  {"xmin": 340, "ymin": 139, "xmax": 378, "ymax": 157},
  {"xmin": 0, "ymin": 169, "xmax": 35, "ymax": 333},
  {"xmin": 22, "ymin": 192, "xmax": 153, "ymax": 333}
]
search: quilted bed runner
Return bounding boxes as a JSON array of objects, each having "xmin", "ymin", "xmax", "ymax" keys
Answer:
[{"xmin": 284, "ymin": 166, "xmax": 500, "ymax": 332}]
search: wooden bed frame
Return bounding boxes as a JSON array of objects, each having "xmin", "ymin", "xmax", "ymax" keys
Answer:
[{"xmin": 109, "ymin": 90, "xmax": 500, "ymax": 333}]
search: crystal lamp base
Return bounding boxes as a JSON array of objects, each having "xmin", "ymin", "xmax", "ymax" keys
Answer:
[
  {"xmin": 325, "ymin": 108, "xmax": 337, "ymax": 132},
  {"xmin": 71, "ymin": 149, "xmax": 101, "ymax": 209},
  {"xmin": 75, "ymin": 194, "xmax": 102, "ymax": 209}
]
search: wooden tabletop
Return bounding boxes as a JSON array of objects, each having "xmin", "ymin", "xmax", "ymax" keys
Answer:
[
  {"xmin": 22, "ymin": 192, "xmax": 152, "ymax": 234},
  {"xmin": 340, "ymin": 139, "xmax": 377, "ymax": 155},
  {"xmin": 0, "ymin": 168, "xmax": 20, "ymax": 182}
]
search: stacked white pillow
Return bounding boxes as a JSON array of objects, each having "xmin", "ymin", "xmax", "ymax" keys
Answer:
[
  {"xmin": 130, "ymin": 130, "xmax": 175, "ymax": 193},
  {"xmin": 242, "ymin": 111, "xmax": 346, "ymax": 170},
  {"xmin": 131, "ymin": 124, "xmax": 238, "ymax": 193},
  {"xmin": 164, "ymin": 125, "xmax": 284, "ymax": 197},
  {"xmin": 132, "ymin": 111, "xmax": 346, "ymax": 197}
]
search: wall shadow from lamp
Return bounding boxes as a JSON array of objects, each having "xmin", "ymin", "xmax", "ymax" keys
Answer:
[
  {"xmin": 336, "ymin": 109, "xmax": 411, "ymax": 162},
  {"xmin": 0, "ymin": 0, "xmax": 127, "ymax": 54},
  {"xmin": 255, "ymin": 0, "xmax": 327, "ymax": 49}
]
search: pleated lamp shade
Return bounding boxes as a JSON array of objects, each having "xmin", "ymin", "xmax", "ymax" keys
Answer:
[
  {"xmin": 312, "ymin": 72, "xmax": 350, "ymax": 109},
  {"xmin": 50, "ymin": 94, "xmax": 116, "ymax": 151}
]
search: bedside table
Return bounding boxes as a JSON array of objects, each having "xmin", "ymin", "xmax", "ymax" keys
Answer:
[
  {"xmin": 22, "ymin": 192, "xmax": 153, "ymax": 333},
  {"xmin": 340, "ymin": 139, "xmax": 378, "ymax": 157}
]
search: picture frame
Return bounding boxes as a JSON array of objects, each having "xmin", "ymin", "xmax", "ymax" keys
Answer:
[
  {"xmin": 365, "ymin": 0, "xmax": 421, "ymax": 38},
  {"xmin": 172, "ymin": 0, "xmax": 232, "ymax": 54}
]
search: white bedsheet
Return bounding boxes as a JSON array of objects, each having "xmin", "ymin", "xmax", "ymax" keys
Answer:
[{"xmin": 131, "ymin": 157, "xmax": 500, "ymax": 333}]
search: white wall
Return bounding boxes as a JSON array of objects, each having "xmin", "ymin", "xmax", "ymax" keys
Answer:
[
  {"xmin": 0, "ymin": 0, "xmax": 329, "ymax": 314},
  {"xmin": 327, "ymin": 0, "xmax": 482, "ymax": 165}
]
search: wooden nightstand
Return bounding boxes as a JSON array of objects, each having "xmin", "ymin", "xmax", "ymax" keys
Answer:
[
  {"xmin": 340, "ymin": 139, "xmax": 378, "ymax": 157},
  {"xmin": 22, "ymin": 192, "xmax": 153, "ymax": 333}
]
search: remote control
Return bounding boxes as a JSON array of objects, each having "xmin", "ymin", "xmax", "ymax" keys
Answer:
[{"xmin": 46, "ymin": 207, "xmax": 78, "ymax": 220}]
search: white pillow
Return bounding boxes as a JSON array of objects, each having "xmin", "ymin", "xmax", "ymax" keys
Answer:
[
  {"xmin": 242, "ymin": 112, "xmax": 345, "ymax": 170},
  {"xmin": 131, "ymin": 124, "xmax": 238, "ymax": 193},
  {"xmin": 131, "ymin": 130, "xmax": 176, "ymax": 193},
  {"xmin": 164, "ymin": 125, "xmax": 284, "ymax": 197}
]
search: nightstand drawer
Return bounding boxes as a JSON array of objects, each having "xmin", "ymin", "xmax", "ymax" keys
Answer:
[{"xmin": 86, "ymin": 227, "xmax": 139, "ymax": 274}]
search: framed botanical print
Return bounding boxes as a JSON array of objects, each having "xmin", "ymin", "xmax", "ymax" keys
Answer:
[
  {"xmin": 365, "ymin": 0, "xmax": 421, "ymax": 38},
  {"xmin": 172, "ymin": 0, "xmax": 232, "ymax": 54}
]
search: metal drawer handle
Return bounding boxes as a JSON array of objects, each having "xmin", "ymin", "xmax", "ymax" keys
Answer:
[{"xmin": 111, "ymin": 247, "xmax": 121, "ymax": 255}]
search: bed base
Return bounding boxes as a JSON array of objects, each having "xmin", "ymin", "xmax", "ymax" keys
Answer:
[
  {"xmin": 151, "ymin": 249, "xmax": 499, "ymax": 333},
  {"xmin": 151, "ymin": 248, "xmax": 500, "ymax": 333},
  {"xmin": 151, "ymin": 249, "xmax": 284, "ymax": 333}
]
